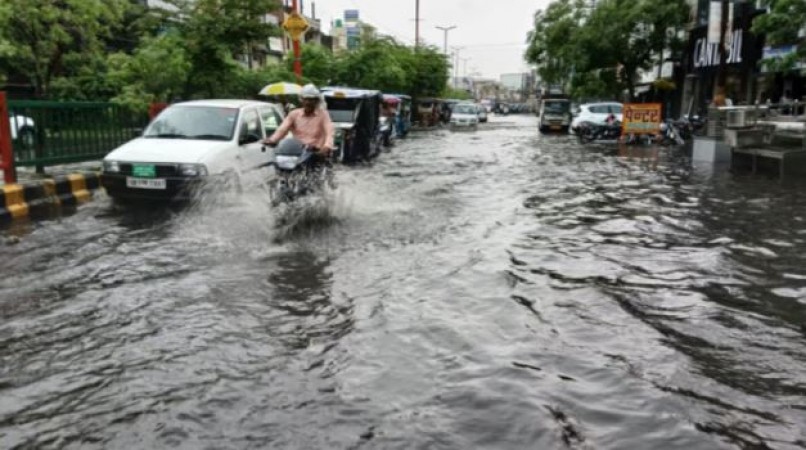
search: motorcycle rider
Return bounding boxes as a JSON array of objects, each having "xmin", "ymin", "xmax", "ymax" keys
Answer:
[{"xmin": 263, "ymin": 83, "xmax": 334, "ymax": 159}]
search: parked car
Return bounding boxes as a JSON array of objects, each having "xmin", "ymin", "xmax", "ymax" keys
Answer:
[
  {"xmin": 570, "ymin": 102, "xmax": 623, "ymax": 134},
  {"xmin": 449, "ymin": 103, "xmax": 480, "ymax": 129},
  {"xmin": 475, "ymin": 103, "xmax": 488, "ymax": 123},
  {"xmin": 8, "ymin": 114, "xmax": 36, "ymax": 147},
  {"xmin": 101, "ymin": 99, "xmax": 285, "ymax": 200}
]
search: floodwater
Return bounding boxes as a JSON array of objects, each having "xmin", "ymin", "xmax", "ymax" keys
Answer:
[{"xmin": 1, "ymin": 116, "xmax": 805, "ymax": 449}]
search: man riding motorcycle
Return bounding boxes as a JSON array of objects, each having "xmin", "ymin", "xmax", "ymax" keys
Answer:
[{"xmin": 263, "ymin": 84, "xmax": 335, "ymax": 160}]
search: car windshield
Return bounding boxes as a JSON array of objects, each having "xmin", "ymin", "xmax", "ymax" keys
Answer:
[
  {"xmin": 544, "ymin": 101, "xmax": 570, "ymax": 114},
  {"xmin": 454, "ymin": 104, "xmax": 476, "ymax": 114},
  {"xmin": 144, "ymin": 106, "xmax": 238, "ymax": 140}
]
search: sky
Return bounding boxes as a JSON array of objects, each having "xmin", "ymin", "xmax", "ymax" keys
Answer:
[{"xmin": 303, "ymin": 0, "xmax": 552, "ymax": 81}]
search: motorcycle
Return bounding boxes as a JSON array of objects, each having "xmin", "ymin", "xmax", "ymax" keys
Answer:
[
  {"xmin": 577, "ymin": 120, "xmax": 623, "ymax": 143},
  {"xmin": 264, "ymin": 138, "xmax": 335, "ymax": 206},
  {"xmin": 658, "ymin": 120, "xmax": 686, "ymax": 146}
]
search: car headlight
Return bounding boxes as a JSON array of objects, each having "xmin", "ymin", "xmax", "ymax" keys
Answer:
[
  {"xmin": 179, "ymin": 163, "xmax": 208, "ymax": 177},
  {"xmin": 103, "ymin": 160, "xmax": 120, "ymax": 173}
]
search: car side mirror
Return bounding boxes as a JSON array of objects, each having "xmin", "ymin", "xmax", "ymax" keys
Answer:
[{"xmin": 239, "ymin": 132, "xmax": 261, "ymax": 145}]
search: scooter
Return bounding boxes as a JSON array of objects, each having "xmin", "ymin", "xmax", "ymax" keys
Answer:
[
  {"xmin": 264, "ymin": 138, "xmax": 334, "ymax": 206},
  {"xmin": 577, "ymin": 120, "xmax": 623, "ymax": 143}
]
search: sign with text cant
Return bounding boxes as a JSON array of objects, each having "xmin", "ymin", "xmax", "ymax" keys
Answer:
[{"xmin": 622, "ymin": 103, "xmax": 662, "ymax": 135}]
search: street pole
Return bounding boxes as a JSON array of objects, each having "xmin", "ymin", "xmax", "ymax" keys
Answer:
[
  {"xmin": 292, "ymin": 0, "xmax": 302, "ymax": 80},
  {"xmin": 713, "ymin": 0, "xmax": 728, "ymax": 105},
  {"xmin": 415, "ymin": 0, "xmax": 420, "ymax": 49},
  {"xmin": 435, "ymin": 25, "xmax": 456, "ymax": 55},
  {"xmin": 451, "ymin": 46, "xmax": 463, "ymax": 87}
]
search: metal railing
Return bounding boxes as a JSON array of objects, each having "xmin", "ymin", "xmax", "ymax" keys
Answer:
[{"xmin": 6, "ymin": 98, "xmax": 148, "ymax": 173}]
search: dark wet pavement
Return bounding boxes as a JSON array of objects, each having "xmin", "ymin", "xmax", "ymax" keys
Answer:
[{"xmin": 1, "ymin": 115, "xmax": 805, "ymax": 449}]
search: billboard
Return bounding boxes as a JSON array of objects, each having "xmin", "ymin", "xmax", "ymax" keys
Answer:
[
  {"xmin": 622, "ymin": 103, "xmax": 662, "ymax": 135},
  {"xmin": 344, "ymin": 10, "xmax": 359, "ymax": 21}
]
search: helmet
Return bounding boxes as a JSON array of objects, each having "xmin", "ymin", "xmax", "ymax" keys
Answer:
[{"xmin": 300, "ymin": 84, "xmax": 320, "ymax": 99}]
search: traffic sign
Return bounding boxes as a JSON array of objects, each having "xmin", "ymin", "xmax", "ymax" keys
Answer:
[{"xmin": 283, "ymin": 12, "xmax": 309, "ymax": 41}]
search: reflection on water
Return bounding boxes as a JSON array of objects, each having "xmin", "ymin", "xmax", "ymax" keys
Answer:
[{"xmin": 1, "ymin": 117, "xmax": 805, "ymax": 449}]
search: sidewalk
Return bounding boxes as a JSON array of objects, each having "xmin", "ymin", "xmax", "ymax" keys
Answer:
[
  {"xmin": 1, "ymin": 160, "xmax": 102, "ymax": 186},
  {"xmin": 1, "ymin": 161, "xmax": 103, "ymax": 222}
]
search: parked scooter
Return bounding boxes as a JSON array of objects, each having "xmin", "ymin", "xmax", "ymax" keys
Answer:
[
  {"xmin": 577, "ymin": 120, "xmax": 623, "ymax": 143},
  {"xmin": 264, "ymin": 138, "xmax": 335, "ymax": 206}
]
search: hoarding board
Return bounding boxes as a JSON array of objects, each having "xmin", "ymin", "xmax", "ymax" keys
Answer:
[{"xmin": 622, "ymin": 103, "xmax": 662, "ymax": 135}]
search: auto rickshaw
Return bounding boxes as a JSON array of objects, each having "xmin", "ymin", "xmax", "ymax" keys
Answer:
[
  {"xmin": 322, "ymin": 87, "xmax": 383, "ymax": 164},
  {"xmin": 415, "ymin": 98, "xmax": 440, "ymax": 127},
  {"xmin": 387, "ymin": 94, "xmax": 412, "ymax": 138}
]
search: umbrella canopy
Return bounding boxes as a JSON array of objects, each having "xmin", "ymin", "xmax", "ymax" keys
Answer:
[{"xmin": 259, "ymin": 82, "xmax": 302, "ymax": 96}]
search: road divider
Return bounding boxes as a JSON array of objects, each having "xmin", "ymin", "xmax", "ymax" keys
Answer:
[{"xmin": 0, "ymin": 172, "xmax": 100, "ymax": 222}]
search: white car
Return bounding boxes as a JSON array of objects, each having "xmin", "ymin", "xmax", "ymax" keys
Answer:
[
  {"xmin": 450, "ymin": 103, "xmax": 480, "ymax": 128},
  {"xmin": 570, "ymin": 102, "xmax": 623, "ymax": 134},
  {"xmin": 102, "ymin": 99, "xmax": 285, "ymax": 200},
  {"xmin": 9, "ymin": 114, "xmax": 35, "ymax": 146}
]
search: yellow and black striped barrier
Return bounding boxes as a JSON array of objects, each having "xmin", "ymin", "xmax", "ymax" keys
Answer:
[{"xmin": 0, "ymin": 173, "xmax": 100, "ymax": 222}]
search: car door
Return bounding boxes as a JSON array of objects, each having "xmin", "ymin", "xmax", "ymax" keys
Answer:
[
  {"xmin": 590, "ymin": 105, "xmax": 609, "ymax": 123},
  {"xmin": 258, "ymin": 105, "xmax": 284, "ymax": 165},
  {"xmin": 236, "ymin": 107, "xmax": 266, "ymax": 171}
]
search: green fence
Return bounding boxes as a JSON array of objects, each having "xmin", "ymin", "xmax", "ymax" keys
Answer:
[{"xmin": 7, "ymin": 99, "xmax": 149, "ymax": 170}]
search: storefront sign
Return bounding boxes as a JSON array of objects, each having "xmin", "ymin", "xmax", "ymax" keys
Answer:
[
  {"xmin": 622, "ymin": 104, "xmax": 662, "ymax": 135},
  {"xmin": 693, "ymin": 29, "xmax": 744, "ymax": 68}
]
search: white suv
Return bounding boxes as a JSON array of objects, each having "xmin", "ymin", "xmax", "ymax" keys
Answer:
[{"xmin": 570, "ymin": 102, "xmax": 623, "ymax": 134}]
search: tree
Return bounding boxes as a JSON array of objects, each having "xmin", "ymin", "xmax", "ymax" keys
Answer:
[
  {"xmin": 409, "ymin": 46, "xmax": 451, "ymax": 98},
  {"xmin": 165, "ymin": 0, "xmax": 281, "ymax": 97},
  {"xmin": 334, "ymin": 37, "xmax": 415, "ymax": 94},
  {"xmin": 525, "ymin": 0, "xmax": 689, "ymax": 100},
  {"xmin": 107, "ymin": 32, "xmax": 192, "ymax": 112},
  {"xmin": 0, "ymin": 0, "xmax": 129, "ymax": 97},
  {"xmin": 287, "ymin": 44, "xmax": 336, "ymax": 86},
  {"xmin": 753, "ymin": 0, "xmax": 806, "ymax": 72},
  {"xmin": 525, "ymin": 0, "xmax": 587, "ymax": 91}
]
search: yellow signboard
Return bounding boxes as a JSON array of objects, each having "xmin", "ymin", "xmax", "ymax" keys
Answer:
[
  {"xmin": 622, "ymin": 103, "xmax": 662, "ymax": 135},
  {"xmin": 283, "ymin": 12, "xmax": 309, "ymax": 41}
]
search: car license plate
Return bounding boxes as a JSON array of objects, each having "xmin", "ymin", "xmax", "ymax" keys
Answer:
[
  {"xmin": 132, "ymin": 164, "xmax": 156, "ymax": 178},
  {"xmin": 551, "ymin": 125, "xmax": 562, "ymax": 130},
  {"xmin": 126, "ymin": 177, "xmax": 166, "ymax": 190}
]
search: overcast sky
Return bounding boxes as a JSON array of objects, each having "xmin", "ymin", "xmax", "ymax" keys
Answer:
[{"xmin": 305, "ymin": 0, "xmax": 551, "ymax": 80}]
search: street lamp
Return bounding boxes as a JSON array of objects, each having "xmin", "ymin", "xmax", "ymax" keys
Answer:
[{"xmin": 435, "ymin": 25, "xmax": 457, "ymax": 55}]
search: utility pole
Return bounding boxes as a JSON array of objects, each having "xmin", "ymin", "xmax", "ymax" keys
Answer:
[
  {"xmin": 451, "ymin": 46, "xmax": 463, "ymax": 87},
  {"xmin": 415, "ymin": 0, "xmax": 420, "ymax": 48},
  {"xmin": 291, "ymin": 0, "xmax": 302, "ymax": 80},
  {"xmin": 435, "ymin": 25, "xmax": 456, "ymax": 55}
]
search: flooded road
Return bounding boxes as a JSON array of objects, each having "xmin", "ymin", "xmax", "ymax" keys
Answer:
[{"xmin": 2, "ymin": 115, "xmax": 805, "ymax": 449}]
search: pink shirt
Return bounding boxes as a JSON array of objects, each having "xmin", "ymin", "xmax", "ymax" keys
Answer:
[{"xmin": 270, "ymin": 108, "xmax": 334, "ymax": 149}]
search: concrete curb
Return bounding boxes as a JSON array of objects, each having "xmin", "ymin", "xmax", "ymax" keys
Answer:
[{"xmin": 0, "ymin": 172, "xmax": 101, "ymax": 222}]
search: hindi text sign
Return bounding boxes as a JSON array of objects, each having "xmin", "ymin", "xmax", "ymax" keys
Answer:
[{"xmin": 622, "ymin": 103, "xmax": 662, "ymax": 135}]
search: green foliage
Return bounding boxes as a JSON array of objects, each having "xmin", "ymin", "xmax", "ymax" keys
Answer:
[
  {"xmin": 0, "ymin": 0, "xmax": 130, "ymax": 97},
  {"xmin": 287, "ymin": 44, "xmax": 336, "ymax": 86},
  {"xmin": 443, "ymin": 87, "xmax": 472, "ymax": 100},
  {"xmin": 525, "ymin": 0, "xmax": 689, "ymax": 100},
  {"xmin": 753, "ymin": 0, "xmax": 806, "ymax": 72},
  {"xmin": 0, "ymin": 0, "xmax": 455, "ymax": 103},
  {"xmin": 107, "ymin": 33, "xmax": 191, "ymax": 112}
]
